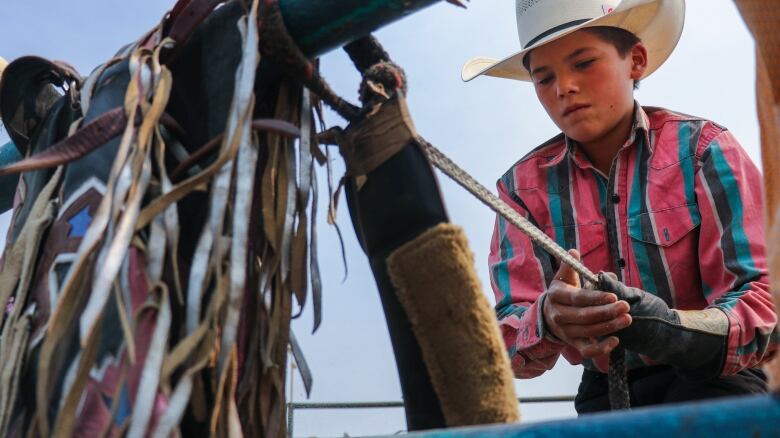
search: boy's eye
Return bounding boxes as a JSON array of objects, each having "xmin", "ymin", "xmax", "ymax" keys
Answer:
[
  {"xmin": 536, "ymin": 75, "xmax": 553, "ymax": 85},
  {"xmin": 575, "ymin": 59, "xmax": 595, "ymax": 69}
]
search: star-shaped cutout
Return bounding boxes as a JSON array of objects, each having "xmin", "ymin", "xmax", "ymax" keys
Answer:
[{"xmin": 68, "ymin": 207, "xmax": 92, "ymax": 238}]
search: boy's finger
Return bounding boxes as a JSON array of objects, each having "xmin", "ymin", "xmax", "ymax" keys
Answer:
[
  {"xmin": 549, "ymin": 288, "xmax": 617, "ymax": 307},
  {"xmin": 564, "ymin": 314, "xmax": 633, "ymax": 339},
  {"xmin": 571, "ymin": 290, "xmax": 619, "ymax": 307},
  {"xmin": 574, "ymin": 336, "xmax": 620, "ymax": 359},
  {"xmin": 553, "ymin": 302, "xmax": 630, "ymax": 326},
  {"xmin": 552, "ymin": 249, "xmax": 581, "ymax": 288}
]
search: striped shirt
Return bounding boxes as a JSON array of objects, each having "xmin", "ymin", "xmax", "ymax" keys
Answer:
[{"xmin": 489, "ymin": 104, "xmax": 779, "ymax": 378}]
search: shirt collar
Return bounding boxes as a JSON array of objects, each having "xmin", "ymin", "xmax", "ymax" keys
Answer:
[{"xmin": 539, "ymin": 102, "xmax": 651, "ymax": 170}]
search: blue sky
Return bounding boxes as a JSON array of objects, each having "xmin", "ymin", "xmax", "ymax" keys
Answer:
[{"xmin": 0, "ymin": 1, "xmax": 760, "ymax": 436}]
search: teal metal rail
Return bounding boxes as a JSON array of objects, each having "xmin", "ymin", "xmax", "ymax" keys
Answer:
[
  {"xmin": 280, "ymin": 0, "xmax": 443, "ymax": 57},
  {"xmin": 400, "ymin": 394, "xmax": 780, "ymax": 438}
]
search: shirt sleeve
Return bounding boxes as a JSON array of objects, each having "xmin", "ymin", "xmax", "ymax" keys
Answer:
[
  {"xmin": 489, "ymin": 175, "xmax": 579, "ymax": 378},
  {"xmin": 695, "ymin": 129, "xmax": 779, "ymax": 375}
]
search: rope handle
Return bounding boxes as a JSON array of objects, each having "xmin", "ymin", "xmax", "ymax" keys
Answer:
[{"xmin": 419, "ymin": 139, "xmax": 599, "ymax": 285}]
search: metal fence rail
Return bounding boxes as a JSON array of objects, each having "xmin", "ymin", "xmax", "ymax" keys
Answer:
[{"xmin": 286, "ymin": 396, "xmax": 576, "ymax": 438}]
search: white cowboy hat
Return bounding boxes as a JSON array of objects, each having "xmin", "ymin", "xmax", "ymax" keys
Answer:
[{"xmin": 462, "ymin": 0, "xmax": 685, "ymax": 82}]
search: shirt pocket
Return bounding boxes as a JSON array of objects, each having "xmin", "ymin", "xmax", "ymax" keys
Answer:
[
  {"xmin": 627, "ymin": 205, "xmax": 702, "ymax": 305},
  {"xmin": 647, "ymin": 154, "xmax": 698, "ymax": 212},
  {"xmin": 627, "ymin": 205, "xmax": 700, "ymax": 247}
]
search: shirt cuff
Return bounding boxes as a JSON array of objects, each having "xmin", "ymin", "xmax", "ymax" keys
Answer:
[{"xmin": 537, "ymin": 292, "xmax": 565, "ymax": 345}]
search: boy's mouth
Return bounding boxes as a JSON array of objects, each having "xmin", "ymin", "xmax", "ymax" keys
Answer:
[{"xmin": 563, "ymin": 104, "xmax": 590, "ymax": 117}]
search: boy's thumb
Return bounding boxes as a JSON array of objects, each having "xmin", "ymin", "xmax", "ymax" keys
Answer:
[{"xmin": 554, "ymin": 249, "xmax": 581, "ymax": 287}]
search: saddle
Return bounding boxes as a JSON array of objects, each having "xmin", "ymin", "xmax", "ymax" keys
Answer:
[
  {"xmin": 0, "ymin": 2, "xmax": 310, "ymax": 436},
  {"xmin": 0, "ymin": 1, "xmax": 519, "ymax": 436}
]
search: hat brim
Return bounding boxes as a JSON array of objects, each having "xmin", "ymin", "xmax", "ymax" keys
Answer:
[{"xmin": 462, "ymin": 0, "xmax": 685, "ymax": 82}]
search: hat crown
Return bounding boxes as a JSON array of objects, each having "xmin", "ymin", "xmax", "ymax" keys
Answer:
[
  {"xmin": 461, "ymin": 0, "xmax": 683, "ymax": 82},
  {"xmin": 516, "ymin": 0, "xmax": 621, "ymax": 49}
]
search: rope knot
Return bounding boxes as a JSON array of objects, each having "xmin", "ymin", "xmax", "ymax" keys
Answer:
[{"xmin": 359, "ymin": 61, "xmax": 407, "ymax": 104}]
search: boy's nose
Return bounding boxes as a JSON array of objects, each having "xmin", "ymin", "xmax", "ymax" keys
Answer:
[{"xmin": 556, "ymin": 75, "xmax": 579, "ymax": 97}]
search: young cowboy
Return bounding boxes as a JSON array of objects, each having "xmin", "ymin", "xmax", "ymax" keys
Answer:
[{"xmin": 463, "ymin": 0, "xmax": 779, "ymax": 413}]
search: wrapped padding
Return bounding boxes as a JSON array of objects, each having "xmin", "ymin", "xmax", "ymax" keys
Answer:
[{"xmin": 387, "ymin": 223, "xmax": 520, "ymax": 426}]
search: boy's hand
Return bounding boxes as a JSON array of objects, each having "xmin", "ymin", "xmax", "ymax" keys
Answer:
[
  {"xmin": 542, "ymin": 250, "xmax": 632, "ymax": 358},
  {"xmin": 598, "ymin": 273, "xmax": 729, "ymax": 378}
]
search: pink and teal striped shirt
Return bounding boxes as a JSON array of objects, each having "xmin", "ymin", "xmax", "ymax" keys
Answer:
[{"xmin": 489, "ymin": 104, "xmax": 779, "ymax": 378}]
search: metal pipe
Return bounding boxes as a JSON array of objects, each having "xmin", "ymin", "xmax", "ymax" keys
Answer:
[
  {"xmin": 286, "ymin": 401, "xmax": 295, "ymax": 438},
  {"xmin": 288, "ymin": 396, "xmax": 576, "ymax": 410}
]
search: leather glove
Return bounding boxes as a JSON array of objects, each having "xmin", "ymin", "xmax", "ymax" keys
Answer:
[{"xmin": 599, "ymin": 273, "xmax": 729, "ymax": 380}]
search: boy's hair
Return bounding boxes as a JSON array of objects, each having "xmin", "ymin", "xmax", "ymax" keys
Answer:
[{"xmin": 523, "ymin": 26, "xmax": 642, "ymax": 90}]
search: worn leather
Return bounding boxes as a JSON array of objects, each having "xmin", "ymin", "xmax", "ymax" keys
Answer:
[
  {"xmin": 0, "ymin": 5, "xmax": 249, "ymax": 432},
  {"xmin": 166, "ymin": 0, "xmax": 227, "ymax": 47},
  {"xmin": 0, "ymin": 57, "xmax": 77, "ymax": 155},
  {"xmin": 339, "ymin": 95, "xmax": 418, "ymax": 176},
  {"xmin": 599, "ymin": 273, "xmax": 729, "ymax": 380},
  {"xmin": 0, "ymin": 108, "xmax": 130, "ymax": 177}
]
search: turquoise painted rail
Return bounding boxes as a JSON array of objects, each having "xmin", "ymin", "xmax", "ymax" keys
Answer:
[
  {"xmin": 400, "ymin": 394, "xmax": 780, "ymax": 438},
  {"xmin": 280, "ymin": 0, "xmax": 442, "ymax": 57}
]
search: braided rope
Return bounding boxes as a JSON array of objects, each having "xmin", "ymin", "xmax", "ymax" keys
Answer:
[
  {"xmin": 419, "ymin": 139, "xmax": 598, "ymax": 285},
  {"xmin": 608, "ymin": 347, "xmax": 631, "ymax": 409}
]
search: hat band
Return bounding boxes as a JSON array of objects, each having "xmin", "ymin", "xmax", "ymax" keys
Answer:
[{"xmin": 523, "ymin": 18, "xmax": 591, "ymax": 49}]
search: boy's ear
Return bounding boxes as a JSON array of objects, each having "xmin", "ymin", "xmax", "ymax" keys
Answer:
[{"xmin": 629, "ymin": 42, "xmax": 649, "ymax": 80}]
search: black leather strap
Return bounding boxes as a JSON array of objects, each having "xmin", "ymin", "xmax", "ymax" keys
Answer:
[{"xmin": 0, "ymin": 107, "xmax": 129, "ymax": 176}]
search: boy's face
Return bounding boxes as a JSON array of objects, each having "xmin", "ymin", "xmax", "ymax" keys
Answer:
[{"xmin": 527, "ymin": 30, "xmax": 647, "ymax": 147}]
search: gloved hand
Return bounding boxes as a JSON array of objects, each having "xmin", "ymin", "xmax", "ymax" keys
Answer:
[{"xmin": 599, "ymin": 273, "xmax": 730, "ymax": 380}]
